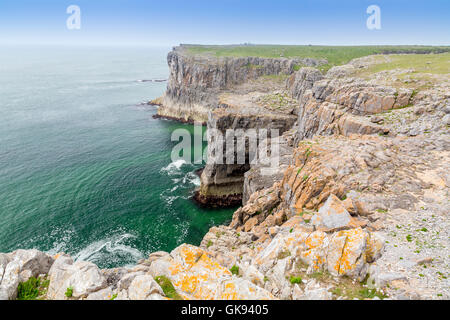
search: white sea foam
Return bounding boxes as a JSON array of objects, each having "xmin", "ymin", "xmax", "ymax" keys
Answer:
[
  {"xmin": 175, "ymin": 221, "xmax": 190, "ymax": 244},
  {"xmin": 183, "ymin": 172, "xmax": 200, "ymax": 186},
  {"xmin": 73, "ymin": 233, "xmax": 144, "ymax": 264},
  {"xmin": 160, "ymin": 192, "xmax": 180, "ymax": 205},
  {"xmin": 160, "ymin": 159, "xmax": 188, "ymax": 175}
]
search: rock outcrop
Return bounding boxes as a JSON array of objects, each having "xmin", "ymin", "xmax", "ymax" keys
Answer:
[
  {"xmin": 195, "ymin": 101, "xmax": 296, "ymax": 207},
  {"xmin": 285, "ymin": 67, "xmax": 406, "ymax": 142},
  {"xmin": 47, "ymin": 255, "xmax": 107, "ymax": 300},
  {"xmin": 157, "ymin": 46, "xmax": 325, "ymax": 205},
  {"xmin": 0, "ymin": 250, "xmax": 54, "ymax": 300},
  {"xmin": 155, "ymin": 45, "xmax": 327, "ymax": 123}
]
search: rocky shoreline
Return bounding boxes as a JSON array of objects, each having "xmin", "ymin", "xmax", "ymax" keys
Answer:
[{"xmin": 1, "ymin": 46, "xmax": 448, "ymax": 300}]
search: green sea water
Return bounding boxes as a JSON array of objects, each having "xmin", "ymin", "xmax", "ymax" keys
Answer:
[{"xmin": 0, "ymin": 46, "xmax": 235, "ymax": 268}]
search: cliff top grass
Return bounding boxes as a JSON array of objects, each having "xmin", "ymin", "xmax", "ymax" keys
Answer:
[
  {"xmin": 354, "ymin": 52, "xmax": 450, "ymax": 90},
  {"xmin": 356, "ymin": 52, "xmax": 450, "ymax": 76},
  {"xmin": 183, "ymin": 44, "xmax": 450, "ymax": 72}
]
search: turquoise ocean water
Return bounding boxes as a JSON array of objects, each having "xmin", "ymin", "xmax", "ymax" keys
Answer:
[{"xmin": 0, "ymin": 46, "xmax": 235, "ymax": 268}]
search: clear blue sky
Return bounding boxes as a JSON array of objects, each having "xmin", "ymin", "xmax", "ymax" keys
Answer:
[{"xmin": 0, "ymin": 0, "xmax": 449, "ymax": 46}]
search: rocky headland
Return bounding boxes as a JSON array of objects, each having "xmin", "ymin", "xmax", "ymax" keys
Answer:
[{"xmin": 1, "ymin": 45, "xmax": 449, "ymax": 300}]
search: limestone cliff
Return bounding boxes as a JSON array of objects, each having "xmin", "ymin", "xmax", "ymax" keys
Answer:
[
  {"xmin": 195, "ymin": 98, "xmax": 297, "ymax": 206},
  {"xmin": 155, "ymin": 45, "xmax": 326, "ymax": 123}
]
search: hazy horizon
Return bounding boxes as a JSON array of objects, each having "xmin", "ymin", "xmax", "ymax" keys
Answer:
[{"xmin": 0, "ymin": 0, "xmax": 449, "ymax": 47}]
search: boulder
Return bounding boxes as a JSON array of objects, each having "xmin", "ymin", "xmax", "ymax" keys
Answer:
[
  {"xmin": 0, "ymin": 253, "xmax": 10, "ymax": 284},
  {"xmin": 47, "ymin": 256, "xmax": 107, "ymax": 300},
  {"xmin": 214, "ymin": 278, "xmax": 275, "ymax": 300},
  {"xmin": 127, "ymin": 275, "xmax": 164, "ymax": 300},
  {"xmin": 265, "ymin": 258, "xmax": 293, "ymax": 299},
  {"xmin": 327, "ymin": 228, "xmax": 369, "ymax": 280},
  {"xmin": 367, "ymin": 264, "xmax": 407, "ymax": 289},
  {"xmin": 86, "ymin": 287, "xmax": 114, "ymax": 300},
  {"xmin": 102, "ymin": 267, "xmax": 129, "ymax": 290},
  {"xmin": 366, "ymin": 232, "xmax": 385, "ymax": 263},
  {"xmin": 148, "ymin": 243, "xmax": 275, "ymax": 300},
  {"xmin": 292, "ymin": 284, "xmax": 304, "ymax": 300},
  {"xmin": 0, "ymin": 249, "xmax": 54, "ymax": 300},
  {"xmin": 7, "ymin": 249, "xmax": 54, "ymax": 282},
  {"xmin": 0, "ymin": 261, "xmax": 20, "ymax": 300},
  {"xmin": 252, "ymin": 234, "xmax": 289, "ymax": 273},
  {"xmin": 116, "ymin": 272, "xmax": 145, "ymax": 291},
  {"xmin": 298, "ymin": 280, "xmax": 332, "ymax": 300},
  {"xmin": 299, "ymin": 231, "xmax": 329, "ymax": 272},
  {"xmin": 312, "ymin": 194, "xmax": 352, "ymax": 230},
  {"xmin": 240, "ymin": 263, "xmax": 265, "ymax": 287}
]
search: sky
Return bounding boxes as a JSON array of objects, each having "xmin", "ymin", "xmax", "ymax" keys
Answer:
[{"xmin": 0, "ymin": 0, "xmax": 449, "ymax": 46}]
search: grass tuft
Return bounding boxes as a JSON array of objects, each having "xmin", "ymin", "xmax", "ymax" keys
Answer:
[
  {"xmin": 65, "ymin": 286, "xmax": 73, "ymax": 298},
  {"xmin": 155, "ymin": 275, "xmax": 183, "ymax": 300},
  {"xmin": 17, "ymin": 276, "xmax": 50, "ymax": 300},
  {"xmin": 289, "ymin": 276, "xmax": 302, "ymax": 284},
  {"xmin": 17, "ymin": 277, "xmax": 40, "ymax": 300},
  {"xmin": 230, "ymin": 265, "xmax": 240, "ymax": 276}
]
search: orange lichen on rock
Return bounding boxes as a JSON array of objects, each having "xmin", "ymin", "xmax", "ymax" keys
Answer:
[
  {"xmin": 305, "ymin": 231, "xmax": 327, "ymax": 250},
  {"xmin": 155, "ymin": 244, "xmax": 275, "ymax": 300},
  {"xmin": 337, "ymin": 228, "xmax": 367, "ymax": 275}
]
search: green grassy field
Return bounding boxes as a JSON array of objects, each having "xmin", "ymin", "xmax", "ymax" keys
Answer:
[
  {"xmin": 359, "ymin": 52, "xmax": 450, "ymax": 75},
  {"xmin": 185, "ymin": 45, "xmax": 450, "ymax": 72},
  {"xmin": 351, "ymin": 52, "xmax": 450, "ymax": 91}
]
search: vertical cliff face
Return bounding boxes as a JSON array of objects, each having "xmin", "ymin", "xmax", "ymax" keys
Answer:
[
  {"xmin": 194, "ymin": 104, "xmax": 297, "ymax": 207},
  {"xmin": 156, "ymin": 45, "xmax": 325, "ymax": 122},
  {"xmin": 155, "ymin": 46, "xmax": 335, "ymax": 207},
  {"xmin": 156, "ymin": 45, "xmax": 326, "ymax": 206}
]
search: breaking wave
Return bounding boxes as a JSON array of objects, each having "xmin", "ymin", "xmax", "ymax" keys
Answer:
[
  {"xmin": 160, "ymin": 159, "xmax": 189, "ymax": 176},
  {"xmin": 73, "ymin": 233, "xmax": 144, "ymax": 267}
]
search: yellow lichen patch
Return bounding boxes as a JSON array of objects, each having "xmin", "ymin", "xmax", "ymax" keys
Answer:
[
  {"xmin": 333, "ymin": 261, "xmax": 340, "ymax": 273},
  {"xmin": 326, "ymin": 232, "xmax": 349, "ymax": 275},
  {"xmin": 178, "ymin": 245, "xmax": 204, "ymax": 268},
  {"xmin": 168, "ymin": 261, "xmax": 184, "ymax": 275},
  {"xmin": 195, "ymin": 254, "xmax": 232, "ymax": 277},
  {"xmin": 173, "ymin": 274, "xmax": 203, "ymax": 294},
  {"xmin": 284, "ymin": 236, "xmax": 296, "ymax": 248},
  {"xmin": 217, "ymin": 279, "xmax": 275, "ymax": 300},
  {"xmin": 167, "ymin": 244, "xmax": 235, "ymax": 300},
  {"xmin": 337, "ymin": 228, "xmax": 367, "ymax": 275},
  {"xmin": 314, "ymin": 256, "xmax": 324, "ymax": 270},
  {"xmin": 305, "ymin": 231, "xmax": 326, "ymax": 250},
  {"xmin": 300, "ymin": 248, "xmax": 326, "ymax": 271},
  {"xmin": 220, "ymin": 282, "xmax": 238, "ymax": 300}
]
